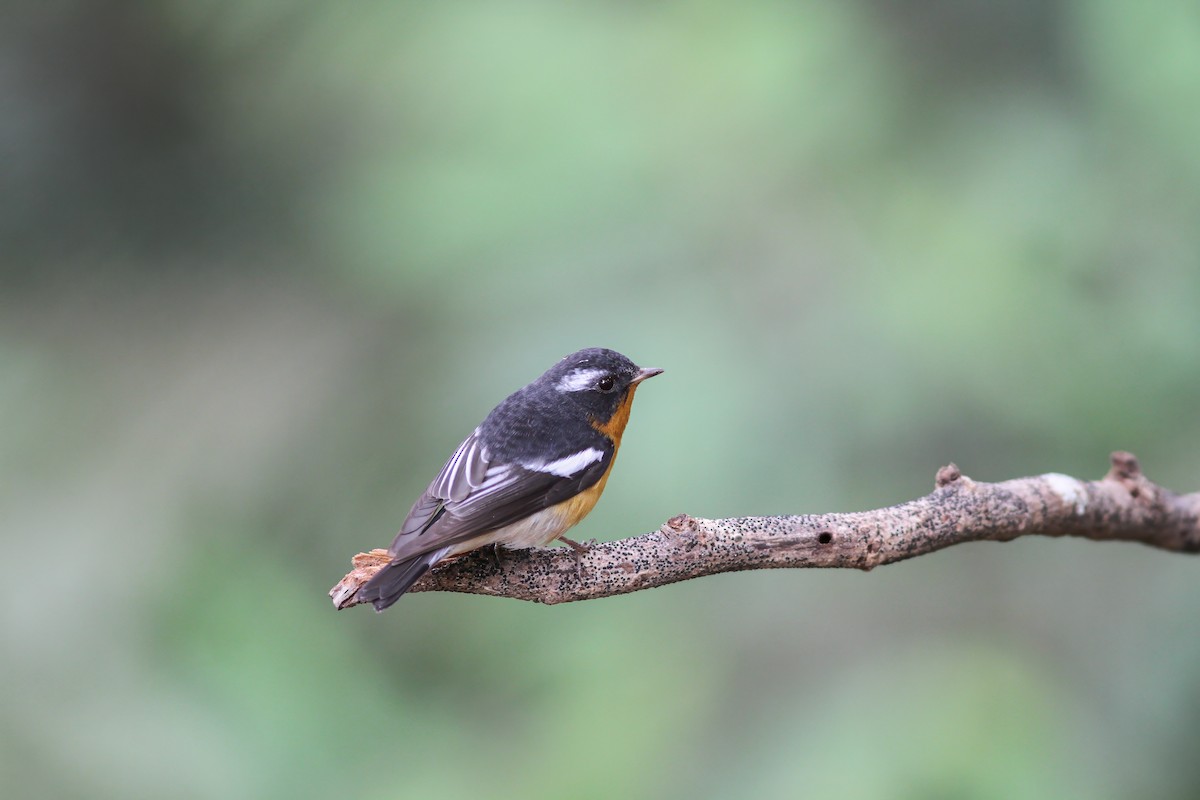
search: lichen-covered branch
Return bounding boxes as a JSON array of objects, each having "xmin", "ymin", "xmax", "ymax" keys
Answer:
[{"xmin": 330, "ymin": 452, "xmax": 1200, "ymax": 608}]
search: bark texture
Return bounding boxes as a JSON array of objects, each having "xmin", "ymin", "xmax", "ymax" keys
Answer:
[{"xmin": 331, "ymin": 452, "xmax": 1200, "ymax": 608}]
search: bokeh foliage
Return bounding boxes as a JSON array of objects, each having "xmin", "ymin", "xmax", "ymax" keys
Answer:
[{"xmin": 3, "ymin": 1, "xmax": 1199, "ymax": 798}]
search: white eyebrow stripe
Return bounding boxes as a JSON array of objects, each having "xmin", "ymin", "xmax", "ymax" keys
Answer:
[
  {"xmin": 556, "ymin": 368, "xmax": 606, "ymax": 392},
  {"xmin": 523, "ymin": 447, "xmax": 605, "ymax": 477}
]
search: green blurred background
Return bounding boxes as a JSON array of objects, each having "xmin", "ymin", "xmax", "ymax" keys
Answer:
[{"xmin": 3, "ymin": 1, "xmax": 1199, "ymax": 798}]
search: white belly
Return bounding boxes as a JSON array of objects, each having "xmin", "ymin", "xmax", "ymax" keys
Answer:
[{"xmin": 445, "ymin": 505, "xmax": 571, "ymax": 556}]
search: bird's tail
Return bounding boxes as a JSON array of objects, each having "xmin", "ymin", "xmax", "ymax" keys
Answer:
[{"xmin": 356, "ymin": 548, "xmax": 448, "ymax": 612}]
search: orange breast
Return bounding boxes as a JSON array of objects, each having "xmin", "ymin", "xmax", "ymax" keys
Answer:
[{"xmin": 558, "ymin": 464, "xmax": 613, "ymax": 528}]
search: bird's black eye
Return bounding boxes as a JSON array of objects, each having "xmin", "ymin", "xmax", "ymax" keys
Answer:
[{"xmin": 597, "ymin": 375, "xmax": 616, "ymax": 393}]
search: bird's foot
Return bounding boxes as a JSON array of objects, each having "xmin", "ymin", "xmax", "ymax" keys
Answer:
[{"xmin": 558, "ymin": 536, "xmax": 596, "ymax": 578}]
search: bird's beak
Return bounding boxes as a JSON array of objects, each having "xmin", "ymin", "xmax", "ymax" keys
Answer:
[{"xmin": 630, "ymin": 366, "xmax": 664, "ymax": 385}]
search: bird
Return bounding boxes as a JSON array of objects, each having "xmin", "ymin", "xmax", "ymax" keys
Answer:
[{"xmin": 356, "ymin": 347, "xmax": 663, "ymax": 611}]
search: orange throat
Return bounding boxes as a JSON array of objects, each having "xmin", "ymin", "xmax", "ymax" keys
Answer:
[
  {"xmin": 558, "ymin": 384, "xmax": 644, "ymax": 530},
  {"xmin": 591, "ymin": 384, "xmax": 641, "ymax": 451}
]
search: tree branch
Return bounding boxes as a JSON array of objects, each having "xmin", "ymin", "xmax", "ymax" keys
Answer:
[{"xmin": 330, "ymin": 452, "xmax": 1200, "ymax": 608}]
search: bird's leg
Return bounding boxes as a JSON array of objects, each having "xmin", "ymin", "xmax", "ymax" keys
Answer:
[
  {"xmin": 558, "ymin": 535, "xmax": 595, "ymax": 554},
  {"xmin": 488, "ymin": 543, "xmax": 503, "ymax": 569}
]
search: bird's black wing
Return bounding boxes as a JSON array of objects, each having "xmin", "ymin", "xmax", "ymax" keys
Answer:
[{"xmin": 386, "ymin": 428, "xmax": 611, "ymax": 561}]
